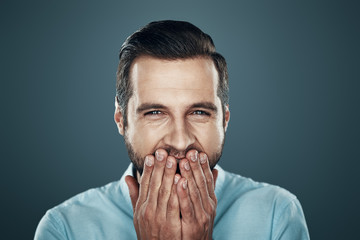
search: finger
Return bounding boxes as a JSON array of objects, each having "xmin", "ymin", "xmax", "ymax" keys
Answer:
[
  {"xmin": 176, "ymin": 177, "xmax": 194, "ymax": 223},
  {"xmin": 157, "ymin": 156, "xmax": 177, "ymax": 215},
  {"xmin": 125, "ymin": 175, "xmax": 139, "ymax": 212},
  {"xmin": 167, "ymin": 174, "xmax": 181, "ymax": 222},
  {"xmin": 186, "ymin": 150, "xmax": 209, "ymax": 206},
  {"xmin": 199, "ymin": 153, "xmax": 217, "ymax": 202},
  {"xmin": 147, "ymin": 149, "xmax": 168, "ymax": 207},
  {"xmin": 137, "ymin": 155, "xmax": 154, "ymax": 207},
  {"xmin": 179, "ymin": 158, "xmax": 205, "ymax": 219}
]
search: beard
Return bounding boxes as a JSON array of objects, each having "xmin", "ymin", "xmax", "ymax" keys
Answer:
[{"xmin": 124, "ymin": 133, "xmax": 226, "ymax": 176}]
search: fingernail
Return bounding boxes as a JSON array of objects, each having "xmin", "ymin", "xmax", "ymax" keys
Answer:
[
  {"xmin": 145, "ymin": 156, "xmax": 153, "ymax": 167},
  {"xmin": 190, "ymin": 151, "xmax": 198, "ymax": 162},
  {"xmin": 166, "ymin": 159, "xmax": 173, "ymax": 168},
  {"xmin": 174, "ymin": 175, "xmax": 180, "ymax": 184},
  {"xmin": 200, "ymin": 154, "xmax": 207, "ymax": 164},
  {"xmin": 155, "ymin": 150, "xmax": 164, "ymax": 161},
  {"xmin": 184, "ymin": 161, "xmax": 190, "ymax": 171},
  {"xmin": 182, "ymin": 179, "xmax": 188, "ymax": 189}
]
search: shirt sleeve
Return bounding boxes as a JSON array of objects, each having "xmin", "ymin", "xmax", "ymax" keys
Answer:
[
  {"xmin": 272, "ymin": 198, "xmax": 310, "ymax": 240},
  {"xmin": 34, "ymin": 210, "xmax": 67, "ymax": 240}
]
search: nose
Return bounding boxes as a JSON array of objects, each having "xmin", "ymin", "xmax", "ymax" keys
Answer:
[{"xmin": 163, "ymin": 118, "xmax": 195, "ymax": 154}]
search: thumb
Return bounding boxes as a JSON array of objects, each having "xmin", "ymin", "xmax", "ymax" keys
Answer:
[
  {"xmin": 125, "ymin": 175, "xmax": 139, "ymax": 211},
  {"xmin": 212, "ymin": 169, "xmax": 218, "ymax": 189}
]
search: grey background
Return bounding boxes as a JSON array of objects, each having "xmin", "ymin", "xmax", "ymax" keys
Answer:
[{"xmin": 1, "ymin": 0, "xmax": 359, "ymax": 239}]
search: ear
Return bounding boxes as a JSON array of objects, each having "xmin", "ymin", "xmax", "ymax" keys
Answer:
[
  {"xmin": 224, "ymin": 105, "xmax": 230, "ymax": 132},
  {"xmin": 114, "ymin": 97, "xmax": 125, "ymax": 135}
]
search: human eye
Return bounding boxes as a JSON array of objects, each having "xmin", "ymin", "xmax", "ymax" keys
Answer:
[
  {"xmin": 145, "ymin": 110, "xmax": 163, "ymax": 116},
  {"xmin": 143, "ymin": 110, "xmax": 166, "ymax": 121},
  {"xmin": 192, "ymin": 110, "xmax": 210, "ymax": 116}
]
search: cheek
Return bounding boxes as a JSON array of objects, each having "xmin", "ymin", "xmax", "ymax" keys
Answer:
[
  {"xmin": 192, "ymin": 122, "xmax": 224, "ymax": 151},
  {"xmin": 127, "ymin": 123, "xmax": 166, "ymax": 156}
]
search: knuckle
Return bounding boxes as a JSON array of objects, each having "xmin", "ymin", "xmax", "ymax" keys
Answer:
[
  {"xmin": 190, "ymin": 187, "xmax": 201, "ymax": 200},
  {"xmin": 168, "ymin": 198, "xmax": 177, "ymax": 210},
  {"xmin": 207, "ymin": 203, "xmax": 216, "ymax": 215},
  {"xmin": 159, "ymin": 187, "xmax": 171, "ymax": 198},
  {"xmin": 161, "ymin": 224, "xmax": 171, "ymax": 234},
  {"xmin": 199, "ymin": 213, "xmax": 209, "ymax": 226},
  {"xmin": 203, "ymin": 200, "xmax": 216, "ymax": 215},
  {"xmin": 206, "ymin": 176, "xmax": 213, "ymax": 185},
  {"xmin": 203, "ymin": 203, "xmax": 211, "ymax": 213},
  {"xmin": 198, "ymin": 178, "xmax": 207, "ymax": 189},
  {"xmin": 213, "ymin": 196, "xmax": 218, "ymax": 205},
  {"xmin": 155, "ymin": 214, "xmax": 165, "ymax": 225},
  {"xmin": 211, "ymin": 202, "xmax": 216, "ymax": 212},
  {"xmin": 182, "ymin": 203, "xmax": 192, "ymax": 215},
  {"xmin": 149, "ymin": 178, "xmax": 160, "ymax": 190},
  {"xmin": 143, "ymin": 207, "xmax": 154, "ymax": 220}
]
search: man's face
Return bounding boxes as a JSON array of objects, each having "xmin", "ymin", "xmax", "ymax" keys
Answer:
[{"xmin": 115, "ymin": 56, "xmax": 230, "ymax": 174}]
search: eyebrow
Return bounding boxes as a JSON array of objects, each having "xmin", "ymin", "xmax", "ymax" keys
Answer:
[
  {"xmin": 190, "ymin": 102, "xmax": 218, "ymax": 113},
  {"xmin": 136, "ymin": 101, "xmax": 218, "ymax": 114},
  {"xmin": 136, "ymin": 103, "xmax": 168, "ymax": 114}
]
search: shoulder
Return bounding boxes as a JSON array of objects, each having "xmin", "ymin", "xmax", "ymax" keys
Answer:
[
  {"xmin": 36, "ymin": 180, "xmax": 121, "ymax": 223},
  {"xmin": 216, "ymin": 166, "xmax": 297, "ymax": 208},
  {"xmin": 35, "ymin": 179, "xmax": 133, "ymax": 239},
  {"xmin": 214, "ymin": 166, "xmax": 309, "ymax": 239},
  {"xmin": 34, "ymin": 164, "xmax": 136, "ymax": 239},
  {"xmin": 51, "ymin": 179, "xmax": 123, "ymax": 215}
]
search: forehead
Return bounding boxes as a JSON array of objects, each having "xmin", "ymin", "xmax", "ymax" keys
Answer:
[{"xmin": 129, "ymin": 56, "xmax": 219, "ymax": 99}]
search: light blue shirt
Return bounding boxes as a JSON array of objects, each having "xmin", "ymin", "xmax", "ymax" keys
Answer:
[{"xmin": 35, "ymin": 164, "xmax": 310, "ymax": 239}]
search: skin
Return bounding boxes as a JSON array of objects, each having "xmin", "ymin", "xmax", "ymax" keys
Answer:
[{"xmin": 114, "ymin": 56, "xmax": 230, "ymax": 239}]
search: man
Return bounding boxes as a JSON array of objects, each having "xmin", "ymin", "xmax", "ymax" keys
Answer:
[{"xmin": 35, "ymin": 20, "xmax": 310, "ymax": 239}]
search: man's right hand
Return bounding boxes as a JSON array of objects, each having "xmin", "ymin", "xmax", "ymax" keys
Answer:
[{"xmin": 125, "ymin": 149, "xmax": 182, "ymax": 240}]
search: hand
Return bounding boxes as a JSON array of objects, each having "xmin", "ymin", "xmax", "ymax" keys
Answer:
[
  {"xmin": 177, "ymin": 150, "xmax": 218, "ymax": 240},
  {"xmin": 125, "ymin": 149, "xmax": 182, "ymax": 240}
]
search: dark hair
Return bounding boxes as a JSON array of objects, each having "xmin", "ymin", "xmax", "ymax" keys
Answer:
[{"xmin": 116, "ymin": 20, "xmax": 229, "ymax": 127}]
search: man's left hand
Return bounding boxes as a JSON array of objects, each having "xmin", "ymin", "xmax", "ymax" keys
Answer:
[{"xmin": 176, "ymin": 150, "xmax": 218, "ymax": 240}]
